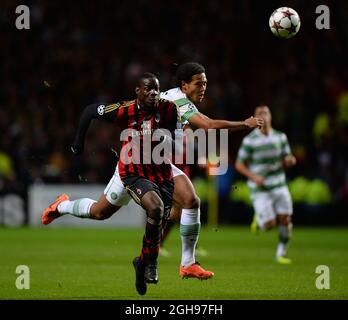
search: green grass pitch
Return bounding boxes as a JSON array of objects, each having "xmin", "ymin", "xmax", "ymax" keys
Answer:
[{"xmin": 0, "ymin": 226, "xmax": 347, "ymax": 300}]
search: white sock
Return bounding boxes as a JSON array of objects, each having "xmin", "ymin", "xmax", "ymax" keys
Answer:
[
  {"xmin": 180, "ymin": 208, "xmax": 201, "ymax": 267},
  {"xmin": 276, "ymin": 223, "xmax": 292, "ymax": 257},
  {"xmin": 276, "ymin": 242, "xmax": 287, "ymax": 257},
  {"xmin": 57, "ymin": 198, "xmax": 95, "ymax": 218}
]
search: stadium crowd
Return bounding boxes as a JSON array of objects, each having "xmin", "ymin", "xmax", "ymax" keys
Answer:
[{"xmin": 1, "ymin": 1, "xmax": 348, "ymax": 215}]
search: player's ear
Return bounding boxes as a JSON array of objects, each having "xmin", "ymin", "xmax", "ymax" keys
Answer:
[
  {"xmin": 181, "ymin": 80, "xmax": 187, "ymax": 91},
  {"xmin": 135, "ymin": 86, "xmax": 140, "ymax": 95}
]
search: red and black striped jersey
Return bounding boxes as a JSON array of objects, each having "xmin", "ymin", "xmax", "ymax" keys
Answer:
[{"xmin": 102, "ymin": 98, "xmax": 180, "ymax": 185}]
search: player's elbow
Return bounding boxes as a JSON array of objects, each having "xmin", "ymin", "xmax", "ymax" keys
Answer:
[{"xmin": 201, "ymin": 119, "xmax": 215, "ymax": 131}]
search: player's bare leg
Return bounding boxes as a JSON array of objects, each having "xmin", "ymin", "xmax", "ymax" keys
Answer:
[
  {"xmin": 159, "ymin": 204, "xmax": 181, "ymax": 257},
  {"xmin": 41, "ymin": 193, "xmax": 120, "ymax": 225},
  {"xmin": 161, "ymin": 203, "xmax": 208, "ymax": 257},
  {"xmin": 264, "ymin": 219, "xmax": 277, "ymax": 230},
  {"xmin": 89, "ymin": 194, "xmax": 121, "ymax": 220},
  {"xmin": 173, "ymin": 174, "xmax": 214, "ymax": 280}
]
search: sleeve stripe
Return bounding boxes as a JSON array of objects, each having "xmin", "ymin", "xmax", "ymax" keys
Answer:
[
  {"xmin": 105, "ymin": 103, "xmax": 121, "ymax": 113},
  {"xmin": 174, "ymin": 98, "xmax": 192, "ymax": 107},
  {"xmin": 182, "ymin": 110, "xmax": 199, "ymax": 121}
]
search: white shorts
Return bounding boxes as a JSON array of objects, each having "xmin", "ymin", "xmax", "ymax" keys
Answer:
[
  {"xmin": 251, "ymin": 186, "xmax": 293, "ymax": 228},
  {"xmin": 104, "ymin": 165, "xmax": 131, "ymax": 206},
  {"xmin": 104, "ymin": 163, "xmax": 185, "ymax": 206}
]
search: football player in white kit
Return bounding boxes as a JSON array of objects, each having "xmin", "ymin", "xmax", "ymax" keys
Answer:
[
  {"xmin": 235, "ymin": 105, "xmax": 296, "ymax": 264},
  {"xmin": 42, "ymin": 62, "xmax": 263, "ymax": 279}
]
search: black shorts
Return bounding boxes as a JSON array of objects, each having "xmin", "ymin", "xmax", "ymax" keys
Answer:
[{"xmin": 123, "ymin": 176, "xmax": 174, "ymax": 220}]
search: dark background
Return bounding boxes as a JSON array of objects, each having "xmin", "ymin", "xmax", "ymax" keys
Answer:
[{"xmin": 1, "ymin": 0, "xmax": 347, "ymax": 225}]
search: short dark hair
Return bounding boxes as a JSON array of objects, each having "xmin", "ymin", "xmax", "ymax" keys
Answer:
[
  {"xmin": 137, "ymin": 72, "xmax": 158, "ymax": 86},
  {"xmin": 254, "ymin": 104, "xmax": 270, "ymax": 115},
  {"xmin": 174, "ymin": 62, "xmax": 205, "ymax": 87}
]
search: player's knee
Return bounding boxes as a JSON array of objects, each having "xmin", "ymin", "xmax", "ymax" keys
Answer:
[
  {"xmin": 91, "ymin": 209, "xmax": 109, "ymax": 220},
  {"xmin": 264, "ymin": 219, "xmax": 276, "ymax": 230},
  {"xmin": 277, "ymin": 215, "xmax": 291, "ymax": 226},
  {"xmin": 147, "ymin": 201, "xmax": 164, "ymax": 220},
  {"xmin": 181, "ymin": 195, "xmax": 200, "ymax": 209},
  {"xmin": 94, "ymin": 211, "xmax": 111, "ymax": 220},
  {"xmin": 92, "ymin": 206, "xmax": 119, "ymax": 220},
  {"xmin": 170, "ymin": 206, "xmax": 182, "ymax": 221}
]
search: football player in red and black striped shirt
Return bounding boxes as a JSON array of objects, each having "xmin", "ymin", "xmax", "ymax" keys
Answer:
[{"xmin": 42, "ymin": 73, "xmax": 179, "ymax": 295}]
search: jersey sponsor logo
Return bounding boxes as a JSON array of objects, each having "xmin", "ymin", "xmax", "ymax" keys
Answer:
[
  {"xmin": 97, "ymin": 104, "xmax": 105, "ymax": 115},
  {"xmin": 141, "ymin": 120, "xmax": 152, "ymax": 131}
]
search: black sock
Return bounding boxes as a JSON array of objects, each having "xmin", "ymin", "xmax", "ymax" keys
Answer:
[{"xmin": 140, "ymin": 219, "xmax": 162, "ymax": 264}]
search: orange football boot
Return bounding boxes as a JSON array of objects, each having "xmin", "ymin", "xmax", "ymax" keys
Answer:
[
  {"xmin": 41, "ymin": 194, "xmax": 69, "ymax": 225},
  {"xmin": 179, "ymin": 262, "xmax": 214, "ymax": 280}
]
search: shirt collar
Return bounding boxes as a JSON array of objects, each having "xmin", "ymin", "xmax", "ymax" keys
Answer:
[{"xmin": 256, "ymin": 127, "xmax": 273, "ymax": 137}]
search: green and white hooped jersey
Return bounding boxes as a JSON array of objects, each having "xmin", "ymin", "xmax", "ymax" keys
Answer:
[
  {"xmin": 160, "ymin": 88, "xmax": 199, "ymax": 125},
  {"xmin": 237, "ymin": 128, "xmax": 292, "ymax": 193}
]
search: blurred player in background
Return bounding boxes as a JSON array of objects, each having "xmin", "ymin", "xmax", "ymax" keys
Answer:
[
  {"xmin": 235, "ymin": 105, "xmax": 296, "ymax": 264},
  {"xmin": 43, "ymin": 73, "xmax": 180, "ymax": 295},
  {"xmin": 42, "ymin": 62, "xmax": 263, "ymax": 280}
]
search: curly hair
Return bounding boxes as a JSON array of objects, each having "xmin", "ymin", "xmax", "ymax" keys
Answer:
[{"xmin": 173, "ymin": 62, "xmax": 205, "ymax": 88}]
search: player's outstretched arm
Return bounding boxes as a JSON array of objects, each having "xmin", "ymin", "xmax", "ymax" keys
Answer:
[
  {"xmin": 188, "ymin": 113, "xmax": 263, "ymax": 132},
  {"xmin": 71, "ymin": 103, "xmax": 115, "ymax": 155}
]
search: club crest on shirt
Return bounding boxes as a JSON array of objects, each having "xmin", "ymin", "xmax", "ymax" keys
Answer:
[
  {"xmin": 155, "ymin": 113, "xmax": 160, "ymax": 123},
  {"xmin": 187, "ymin": 104, "xmax": 196, "ymax": 111},
  {"xmin": 136, "ymin": 188, "xmax": 142, "ymax": 195}
]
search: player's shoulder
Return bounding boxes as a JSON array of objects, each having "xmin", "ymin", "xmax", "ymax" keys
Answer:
[
  {"xmin": 158, "ymin": 98, "xmax": 175, "ymax": 106},
  {"xmin": 160, "ymin": 87, "xmax": 195, "ymax": 108},
  {"xmin": 157, "ymin": 99, "xmax": 181, "ymax": 123},
  {"xmin": 103, "ymin": 102, "xmax": 121, "ymax": 111},
  {"xmin": 272, "ymin": 128, "xmax": 287, "ymax": 139},
  {"xmin": 105, "ymin": 99, "xmax": 135, "ymax": 110},
  {"xmin": 160, "ymin": 87, "xmax": 185, "ymax": 100},
  {"xmin": 98, "ymin": 100, "xmax": 134, "ymax": 117},
  {"xmin": 122, "ymin": 99, "xmax": 136, "ymax": 108}
]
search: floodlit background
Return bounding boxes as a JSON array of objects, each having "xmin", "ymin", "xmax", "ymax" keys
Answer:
[
  {"xmin": 0, "ymin": 0, "xmax": 347, "ymax": 300},
  {"xmin": 1, "ymin": 0, "xmax": 347, "ymax": 226}
]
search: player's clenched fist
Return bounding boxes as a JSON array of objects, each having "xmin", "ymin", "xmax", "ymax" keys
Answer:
[{"xmin": 244, "ymin": 116, "xmax": 264, "ymax": 129}]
